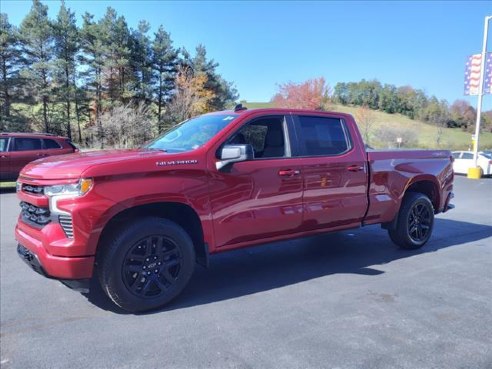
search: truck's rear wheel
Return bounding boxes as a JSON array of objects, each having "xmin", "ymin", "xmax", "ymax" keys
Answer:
[
  {"xmin": 97, "ymin": 217, "xmax": 195, "ymax": 312},
  {"xmin": 388, "ymin": 192, "xmax": 434, "ymax": 249}
]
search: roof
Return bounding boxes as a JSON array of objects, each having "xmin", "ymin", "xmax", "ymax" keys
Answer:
[
  {"xmin": 210, "ymin": 107, "xmax": 355, "ymax": 119},
  {"xmin": 0, "ymin": 132, "xmax": 69, "ymax": 139}
]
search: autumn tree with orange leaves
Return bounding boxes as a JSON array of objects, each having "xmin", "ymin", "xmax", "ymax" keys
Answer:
[
  {"xmin": 272, "ymin": 77, "xmax": 330, "ymax": 110},
  {"xmin": 355, "ymin": 105, "xmax": 375, "ymax": 145},
  {"xmin": 163, "ymin": 66, "xmax": 216, "ymax": 127}
]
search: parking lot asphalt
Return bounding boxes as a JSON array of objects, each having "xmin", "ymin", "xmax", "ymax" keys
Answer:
[{"xmin": 1, "ymin": 175, "xmax": 491, "ymax": 369}]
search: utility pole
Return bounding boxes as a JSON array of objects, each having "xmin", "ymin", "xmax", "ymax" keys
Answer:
[{"xmin": 469, "ymin": 15, "xmax": 492, "ymax": 179}]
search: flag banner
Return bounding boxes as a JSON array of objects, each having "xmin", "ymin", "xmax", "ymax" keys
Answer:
[{"xmin": 465, "ymin": 53, "xmax": 492, "ymax": 95}]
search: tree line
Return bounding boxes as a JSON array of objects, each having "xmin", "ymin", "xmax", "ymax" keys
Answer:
[
  {"xmin": 271, "ymin": 77, "xmax": 491, "ymax": 134},
  {"xmin": 0, "ymin": 0, "xmax": 238, "ymax": 146},
  {"xmin": 332, "ymin": 79, "xmax": 492, "ymax": 132}
]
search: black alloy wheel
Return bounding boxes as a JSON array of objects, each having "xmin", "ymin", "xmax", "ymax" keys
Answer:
[
  {"xmin": 122, "ymin": 235, "xmax": 183, "ymax": 298},
  {"xmin": 389, "ymin": 192, "xmax": 435, "ymax": 249},
  {"xmin": 406, "ymin": 202, "xmax": 432, "ymax": 244},
  {"xmin": 97, "ymin": 217, "xmax": 195, "ymax": 312}
]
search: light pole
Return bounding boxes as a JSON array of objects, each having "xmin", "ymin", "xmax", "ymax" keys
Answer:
[{"xmin": 469, "ymin": 15, "xmax": 492, "ymax": 179}]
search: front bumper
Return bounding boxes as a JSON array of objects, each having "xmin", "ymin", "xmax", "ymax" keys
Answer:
[
  {"xmin": 16, "ymin": 224, "xmax": 94, "ymax": 279},
  {"xmin": 17, "ymin": 243, "xmax": 47, "ymax": 277},
  {"xmin": 14, "ymin": 177, "xmax": 115, "ymax": 282}
]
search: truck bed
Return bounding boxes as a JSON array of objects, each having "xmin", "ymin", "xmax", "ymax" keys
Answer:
[{"xmin": 364, "ymin": 149, "xmax": 454, "ymax": 225}]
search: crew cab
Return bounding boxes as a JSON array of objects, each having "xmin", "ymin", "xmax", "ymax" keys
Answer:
[{"xmin": 15, "ymin": 108, "xmax": 454, "ymax": 312}]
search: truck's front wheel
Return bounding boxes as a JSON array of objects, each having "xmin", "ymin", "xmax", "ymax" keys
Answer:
[
  {"xmin": 388, "ymin": 192, "xmax": 434, "ymax": 249},
  {"xmin": 97, "ymin": 217, "xmax": 195, "ymax": 312}
]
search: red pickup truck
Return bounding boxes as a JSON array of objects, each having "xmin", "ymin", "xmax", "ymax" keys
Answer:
[{"xmin": 15, "ymin": 107, "xmax": 454, "ymax": 312}]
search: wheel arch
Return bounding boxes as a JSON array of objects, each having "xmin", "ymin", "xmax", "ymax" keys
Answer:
[
  {"xmin": 383, "ymin": 177, "xmax": 440, "ymax": 231},
  {"xmin": 95, "ymin": 202, "xmax": 208, "ymax": 267},
  {"xmin": 404, "ymin": 177, "xmax": 440, "ymax": 212}
]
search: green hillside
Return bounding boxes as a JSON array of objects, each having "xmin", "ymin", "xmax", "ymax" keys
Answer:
[{"xmin": 241, "ymin": 101, "xmax": 492, "ymax": 150}]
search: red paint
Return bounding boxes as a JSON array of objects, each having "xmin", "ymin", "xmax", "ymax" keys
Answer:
[
  {"xmin": 14, "ymin": 109, "xmax": 454, "ymax": 280},
  {"xmin": 0, "ymin": 132, "xmax": 77, "ymax": 181}
]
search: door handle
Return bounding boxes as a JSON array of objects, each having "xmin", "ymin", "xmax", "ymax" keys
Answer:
[
  {"xmin": 347, "ymin": 165, "xmax": 364, "ymax": 172},
  {"xmin": 278, "ymin": 169, "xmax": 300, "ymax": 177}
]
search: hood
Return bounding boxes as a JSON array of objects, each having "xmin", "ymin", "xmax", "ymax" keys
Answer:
[{"xmin": 20, "ymin": 149, "xmax": 169, "ymax": 180}]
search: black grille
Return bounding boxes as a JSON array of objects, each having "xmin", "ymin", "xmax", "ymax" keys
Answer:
[
  {"xmin": 20, "ymin": 201, "xmax": 51, "ymax": 225},
  {"xmin": 22, "ymin": 184, "xmax": 44, "ymax": 195}
]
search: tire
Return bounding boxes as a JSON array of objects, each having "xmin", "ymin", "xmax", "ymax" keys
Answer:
[
  {"xmin": 97, "ymin": 217, "xmax": 195, "ymax": 312},
  {"xmin": 388, "ymin": 192, "xmax": 434, "ymax": 250}
]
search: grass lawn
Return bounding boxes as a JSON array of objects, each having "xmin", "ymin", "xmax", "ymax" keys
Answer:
[
  {"xmin": 0, "ymin": 182, "xmax": 16, "ymax": 188},
  {"xmin": 242, "ymin": 101, "xmax": 492, "ymax": 150}
]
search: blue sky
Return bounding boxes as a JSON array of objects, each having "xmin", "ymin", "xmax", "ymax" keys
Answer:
[{"xmin": 2, "ymin": 0, "xmax": 492, "ymax": 109}]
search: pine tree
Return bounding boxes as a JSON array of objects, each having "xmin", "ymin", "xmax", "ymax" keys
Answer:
[
  {"xmin": 19, "ymin": 0, "xmax": 54, "ymax": 133},
  {"xmin": 80, "ymin": 12, "xmax": 106, "ymax": 145},
  {"xmin": 53, "ymin": 1, "xmax": 78, "ymax": 140},
  {"xmin": 190, "ymin": 44, "xmax": 237, "ymax": 110},
  {"xmin": 0, "ymin": 13, "xmax": 25, "ymax": 130},
  {"xmin": 192, "ymin": 44, "xmax": 217, "ymax": 74},
  {"xmin": 152, "ymin": 26, "xmax": 178, "ymax": 132},
  {"xmin": 99, "ymin": 8, "xmax": 133, "ymax": 105},
  {"xmin": 130, "ymin": 20, "xmax": 152, "ymax": 103},
  {"xmin": 114, "ymin": 15, "xmax": 133, "ymax": 102},
  {"xmin": 99, "ymin": 8, "xmax": 117, "ymax": 106},
  {"xmin": 178, "ymin": 47, "xmax": 193, "ymax": 70}
]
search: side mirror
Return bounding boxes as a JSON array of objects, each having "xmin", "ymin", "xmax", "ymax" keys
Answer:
[{"xmin": 216, "ymin": 144, "xmax": 254, "ymax": 170}]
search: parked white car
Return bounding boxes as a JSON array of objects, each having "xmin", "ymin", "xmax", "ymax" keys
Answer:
[{"xmin": 452, "ymin": 151, "xmax": 492, "ymax": 177}]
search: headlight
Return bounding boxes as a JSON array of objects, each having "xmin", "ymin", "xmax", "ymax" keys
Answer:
[
  {"xmin": 44, "ymin": 178, "xmax": 93, "ymax": 197},
  {"xmin": 45, "ymin": 179, "xmax": 93, "ymax": 216}
]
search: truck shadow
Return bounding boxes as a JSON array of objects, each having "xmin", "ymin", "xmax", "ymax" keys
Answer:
[{"xmin": 84, "ymin": 217, "xmax": 492, "ymax": 314}]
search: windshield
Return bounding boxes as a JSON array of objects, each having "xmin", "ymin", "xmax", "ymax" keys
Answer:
[{"xmin": 145, "ymin": 114, "xmax": 238, "ymax": 153}]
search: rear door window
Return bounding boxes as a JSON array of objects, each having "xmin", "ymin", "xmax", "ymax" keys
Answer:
[
  {"xmin": 462, "ymin": 153, "xmax": 473, "ymax": 160},
  {"xmin": 0, "ymin": 138, "xmax": 8, "ymax": 152},
  {"xmin": 43, "ymin": 139, "xmax": 62, "ymax": 149},
  {"xmin": 295, "ymin": 116, "xmax": 351, "ymax": 156},
  {"xmin": 12, "ymin": 138, "xmax": 42, "ymax": 151}
]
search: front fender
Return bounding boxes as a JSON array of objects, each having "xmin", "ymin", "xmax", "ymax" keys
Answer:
[{"xmin": 58, "ymin": 171, "xmax": 213, "ymax": 256}]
